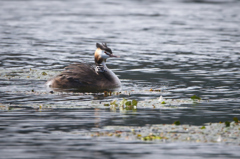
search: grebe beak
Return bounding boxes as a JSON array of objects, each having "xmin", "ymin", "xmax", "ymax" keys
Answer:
[{"xmin": 109, "ymin": 54, "xmax": 120, "ymax": 58}]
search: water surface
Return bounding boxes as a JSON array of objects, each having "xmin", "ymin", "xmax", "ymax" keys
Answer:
[{"xmin": 0, "ymin": 0, "xmax": 240, "ymax": 158}]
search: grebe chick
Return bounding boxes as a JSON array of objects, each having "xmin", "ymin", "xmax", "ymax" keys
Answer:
[{"xmin": 46, "ymin": 43, "xmax": 121, "ymax": 91}]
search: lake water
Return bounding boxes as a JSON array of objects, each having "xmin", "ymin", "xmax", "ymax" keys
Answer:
[{"xmin": 0, "ymin": 0, "xmax": 240, "ymax": 158}]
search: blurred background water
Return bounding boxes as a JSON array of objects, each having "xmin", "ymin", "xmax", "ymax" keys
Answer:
[{"xmin": 0, "ymin": 0, "xmax": 240, "ymax": 158}]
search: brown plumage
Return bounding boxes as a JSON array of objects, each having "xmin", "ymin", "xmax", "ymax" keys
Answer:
[
  {"xmin": 46, "ymin": 43, "xmax": 121, "ymax": 92},
  {"xmin": 48, "ymin": 63, "xmax": 118, "ymax": 89}
]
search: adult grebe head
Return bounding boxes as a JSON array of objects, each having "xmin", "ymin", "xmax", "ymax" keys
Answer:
[{"xmin": 94, "ymin": 43, "xmax": 119, "ymax": 65}]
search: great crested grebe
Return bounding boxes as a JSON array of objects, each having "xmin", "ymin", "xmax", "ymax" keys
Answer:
[{"xmin": 46, "ymin": 43, "xmax": 121, "ymax": 91}]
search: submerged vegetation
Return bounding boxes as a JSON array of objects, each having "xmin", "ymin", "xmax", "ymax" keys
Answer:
[{"xmin": 65, "ymin": 118, "xmax": 240, "ymax": 144}]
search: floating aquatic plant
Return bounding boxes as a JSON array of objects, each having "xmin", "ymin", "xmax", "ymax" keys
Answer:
[
  {"xmin": 121, "ymin": 98, "xmax": 138, "ymax": 110},
  {"xmin": 41, "ymin": 72, "xmax": 47, "ymax": 75},
  {"xmin": 174, "ymin": 121, "xmax": 180, "ymax": 125},
  {"xmin": 106, "ymin": 98, "xmax": 138, "ymax": 111},
  {"xmin": 104, "ymin": 91, "xmax": 112, "ymax": 96},
  {"xmin": 225, "ymin": 121, "xmax": 230, "ymax": 127},
  {"xmin": 191, "ymin": 95, "xmax": 201, "ymax": 100},
  {"xmin": 110, "ymin": 100, "xmax": 118, "ymax": 107},
  {"xmin": 161, "ymin": 101, "xmax": 166, "ymax": 104},
  {"xmin": 103, "ymin": 91, "xmax": 122, "ymax": 96},
  {"xmin": 142, "ymin": 134, "xmax": 167, "ymax": 141},
  {"xmin": 78, "ymin": 121, "xmax": 240, "ymax": 144},
  {"xmin": 149, "ymin": 89, "xmax": 161, "ymax": 92},
  {"xmin": 233, "ymin": 117, "xmax": 239, "ymax": 123},
  {"xmin": 132, "ymin": 99, "xmax": 138, "ymax": 106}
]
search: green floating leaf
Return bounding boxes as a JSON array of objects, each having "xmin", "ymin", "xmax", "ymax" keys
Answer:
[
  {"xmin": 233, "ymin": 117, "xmax": 239, "ymax": 123},
  {"xmin": 161, "ymin": 101, "xmax": 166, "ymax": 104},
  {"xmin": 125, "ymin": 101, "xmax": 132, "ymax": 106},
  {"xmin": 191, "ymin": 95, "xmax": 201, "ymax": 100},
  {"xmin": 174, "ymin": 121, "xmax": 180, "ymax": 125},
  {"xmin": 132, "ymin": 100, "xmax": 138, "ymax": 106},
  {"xmin": 104, "ymin": 104, "xmax": 110, "ymax": 106},
  {"xmin": 42, "ymin": 72, "xmax": 47, "ymax": 75},
  {"xmin": 225, "ymin": 121, "xmax": 230, "ymax": 127},
  {"xmin": 200, "ymin": 126, "xmax": 206, "ymax": 129}
]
